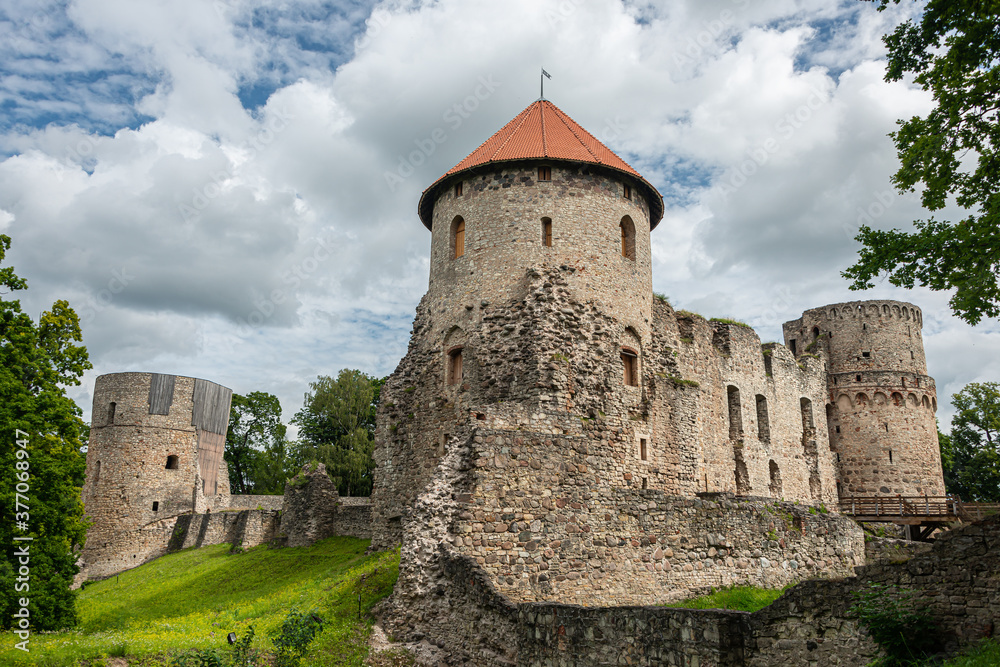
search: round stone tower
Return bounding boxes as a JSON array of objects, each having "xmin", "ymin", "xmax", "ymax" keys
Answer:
[
  {"xmin": 783, "ymin": 301, "xmax": 944, "ymax": 497},
  {"xmin": 418, "ymin": 99, "xmax": 663, "ymax": 346},
  {"xmin": 80, "ymin": 372, "xmax": 233, "ymax": 578}
]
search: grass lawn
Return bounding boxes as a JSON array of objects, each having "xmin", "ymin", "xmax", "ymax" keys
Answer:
[
  {"xmin": 0, "ymin": 537, "xmax": 400, "ymax": 667},
  {"xmin": 663, "ymin": 585, "xmax": 786, "ymax": 612}
]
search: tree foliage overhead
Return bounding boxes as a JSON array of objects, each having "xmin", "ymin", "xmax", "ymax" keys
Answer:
[
  {"xmin": 292, "ymin": 370, "xmax": 384, "ymax": 497},
  {"xmin": 224, "ymin": 392, "xmax": 291, "ymax": 495},
  {"xmin": 844, "ymin": 0, "xmax": 1000, "ymax": 324},
  {"xmin": 940, "ymin": 381, "xmax": 1000, "ymax": 502},
  {"xmin": 0, "ymin": 234, "xmax": 91, "ymax": 631}
]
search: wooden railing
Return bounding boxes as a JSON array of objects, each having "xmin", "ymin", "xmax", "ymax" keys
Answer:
[
  {"xmin": 839, "ymin": 495, "xmax": 958, "ymax": 518},
  {"xmin": 839, "ymin": 496, "xmax": 1000, "ymax": 521}
]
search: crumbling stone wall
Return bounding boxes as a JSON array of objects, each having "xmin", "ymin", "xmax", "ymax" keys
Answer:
[
  {"xmin": 746, "ymin": 515, "xmax": 1000, "ymax": 665},
  {"xmin": 280, "ymin": 463, "xmax": 371, "ymax": 546},
  {"xmin": 81, "ymin": 372, "xmax": 233, "ymax": 579},
  {"xmin": 784, "ymin": 301, "xmax": 944, "ymax": 497},
  {"xmin": 372, "ymin": 265, "xmax": 845, "ymax": 564},
  {"xmin": 382, "ymin": 514, "xmax": 1000, "ymax": 666}
]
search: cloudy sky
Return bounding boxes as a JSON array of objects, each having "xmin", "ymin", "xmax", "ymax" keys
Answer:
[{"xmin": 1, "ymin": 0, "xmax": 995, "ymax": 430}]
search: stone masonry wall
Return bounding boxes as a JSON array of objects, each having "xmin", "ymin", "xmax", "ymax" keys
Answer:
[
  {"xmin": 227, "ymin": 494, "xmax": 284, "ymax": 510},
  {"xmin": 383, "ymin": 514, "xmax": 1000, "ymax": 666},
  {"xmin": 453, "ymin": 427, "xmax": 863, "ymax": 605},
  {"xmin": 169, "ymin": 509, "xmax": 281, "ymax": 552},
  {"xmin": 746, "ymin": 515, "xmax": 1000, "ymax": 665},
  {"xmin": 281, "ymin": 463, "xmax": 372, "ymax": 546}
]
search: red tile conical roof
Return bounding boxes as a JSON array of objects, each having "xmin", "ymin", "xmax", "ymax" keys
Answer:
[{"xmin": 418, "ymin": 100, "xmax": 663, "ymax": 229}]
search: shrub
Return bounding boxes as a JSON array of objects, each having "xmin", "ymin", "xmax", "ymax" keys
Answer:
[{"xmin": 850, "ymin": 583, "xmax": 937, "ymax": 666}]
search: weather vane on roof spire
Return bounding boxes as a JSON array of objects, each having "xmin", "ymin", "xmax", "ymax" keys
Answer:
[{"xmin": 540, "ymin": 68, "xmax": 551, "ymax": 100}]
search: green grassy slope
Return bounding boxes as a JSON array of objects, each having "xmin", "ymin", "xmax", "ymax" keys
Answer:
[{"xmin": 0, "ymin": 537, "xmax": 400, "ymax": 667}]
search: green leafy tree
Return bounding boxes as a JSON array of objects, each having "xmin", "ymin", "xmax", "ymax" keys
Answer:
[
  {"xmin": 0, "ymin": 234, "xmax": 91, "ymax": 631},
  {"xmin": 844, "ymin": 0, "xmax": 1000, "ymax": 324},
  {"xmin": 224, "ymin": 392, "xmax": 290, "ymax": 495},
  {"xmin": 940, "ymin": 382, "xmax": 1000, "ymax": 501},
  {"xmin": 292, "ymin": 370, "xmax": 385, "ymax": 497}
]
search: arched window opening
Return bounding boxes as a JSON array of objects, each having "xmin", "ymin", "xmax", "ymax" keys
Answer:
[
  {"xmin": 165, "ymin": 455, "xmax": 179, "ymax": 470},
  {"xmin": 735, "ymin": 455, "xmax": 750, "ymax": 495},
  {"xmin": 768, "ymin": 460, "xmax": 782, "ymax": 497},
  {"xmin": 755, "ymin": 395, "xmax": 770, "ymax": 444},
  {"xmin": 812, "ymin": 326, "xmax": 820, "ymax": 339},
  {"xmin": 891, "ymin": 392, "xmax": 903, "ymax": 406},
  {"xmin": 621, "ymin": 348, "xmax": 639, "ymax": 386},
  {"xmin": 800, "ymin": 397, "xmax": 814, "ymax": 432},
  {"xmin": 94, "ymin": 460, "xmax": 101, "ymax": 486},
  {"xmin": 451, "ymin": 216, "xmax": 465, "ymax": 259},
  {"xmin": 727, "ymin": 386, "xmax": 743, "ymax": 440},
  {"xmin": 541, "ymin": 217, "xmax": 553, "ymax": 247},
  {"xmin": 619, "ymin": 216, "xmax": 636, "ymax": 261},
  {"xmin": 108, "ymin": 401, "xmax": 116, "ymax": 425},
  {"xmin": 447, "ymin": 347, "xmax": 464, "ymax": 386}
]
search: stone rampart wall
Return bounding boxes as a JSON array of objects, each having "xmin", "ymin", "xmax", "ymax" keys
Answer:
[
  {"xmin": 227, "ymin": 494, "xmax": 284, "ymax": 510},
  {"xmin": 454, "ymin": 425, "xmax": 864, "ymax": 605},
  {"xmin": 170, "ymin": 509, "xmax": 281, "ymax": 551},
  {"xmin": 383, "ymin": 517, "xmax": 1000, "ymax": 666},
  {"xmin": 746, "ymin": 516, "xmax": 1000, "ymax": 665}
]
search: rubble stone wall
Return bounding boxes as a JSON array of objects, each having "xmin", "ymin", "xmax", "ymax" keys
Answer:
[
  {"xmin": 746, "ymin": 515, "xmax": 1000, "ymax": 665},
  {"xmin": 227, "ymin": 494, "xmax": 284, "ymax": 510},
  {"xmin": 281, "ymin": 463, "xmax": 372, "ymax": 546}
]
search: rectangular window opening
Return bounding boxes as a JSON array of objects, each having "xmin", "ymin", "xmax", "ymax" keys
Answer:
[
  {"xmin": 622, "ymin": 351, "xmax": 638, "ymax": 386},
  {"xmin": 640, "ymin": 438, "xmax": 647, "ymax": 461},
  {"xmin": 538, "ymin": 166, "xmax": 551, "ymax": 181},
  {"xmin": 641, "ymin": 477, "xmax": 647, "ymax": 489},
  {"xmin": 542, "ymin": 219, "xmax": 553, "ymax": 247},
  {"xmin": 448, "ymin": 349, "xmax": 463, "ymax": 385},
  {"xmin": 152, "ymin": 501, "xmax": 159, "ymax": 512},
  {"xmin": 889, "ymin": 449, "xmax": 893, "ymax": 464},
  {"xmin": 623, "ymin": 184, "xmax": 632, "ymax": 200},
  {"xmin": 455, "ymin": 182, "xmax": 463, "ymax": 196},
  {"xmin": 862, "ymin": 351, "xmax": 870, "ymax": 358}
]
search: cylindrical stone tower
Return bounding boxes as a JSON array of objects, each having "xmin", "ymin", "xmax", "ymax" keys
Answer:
[
  {"xmin": 783, "ymin": 301, "xmax": 944, "ymax": 497},
  {"xmin": 417, "ymin": 100, "xmax": 663, "ymax": 346},
  {"xmin": 80, "ymin": 372, "xmax": 232, "ymax": 578}
]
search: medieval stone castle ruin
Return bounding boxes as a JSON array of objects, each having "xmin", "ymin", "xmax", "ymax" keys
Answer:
[
  {"xmin": 78, "ymin": 372, "xmax": 369, "ymax": 581},
  {"xmin": 78, "ymin": 100, "xmax": 984, "ymax": 665}
]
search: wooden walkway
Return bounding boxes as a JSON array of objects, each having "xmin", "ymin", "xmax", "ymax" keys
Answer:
[{"xmin": 839, "ymin": 496, "xmax": 1000, "ymax": 541}]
